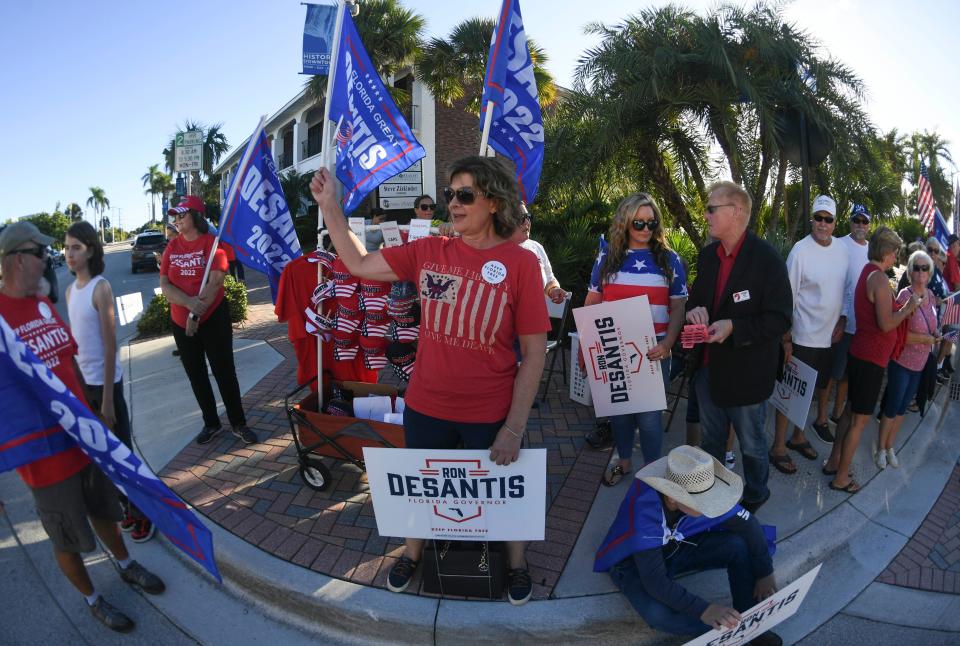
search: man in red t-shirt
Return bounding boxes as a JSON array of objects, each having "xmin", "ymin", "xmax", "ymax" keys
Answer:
[{"xmin": 0, "ymin": 222, "xmax": 165, "ymax": 632}]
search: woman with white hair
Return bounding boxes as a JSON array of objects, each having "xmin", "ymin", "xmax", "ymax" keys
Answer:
[{"xmin": 876, "ymin": 249, "xmax": 940, "ymax": 468}]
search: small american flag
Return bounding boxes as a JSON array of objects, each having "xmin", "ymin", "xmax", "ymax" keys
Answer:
[
  {"xmin": 917, "ymin": 160, "xmax": 937, "ymax": 234},
  {"xmin": 944, "ymin": 297, "xmax": 960, "ymax": 327}
]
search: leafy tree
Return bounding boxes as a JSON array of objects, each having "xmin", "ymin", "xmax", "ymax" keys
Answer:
[
  {"xmin": 64, "ymin": 202, "xmax": 83, "ymax": 221},
  {"xmin": 905, "ymin": 130, "xmax": 955, "ymax": 219},
  {"xmin": 279, "ymin": 170, "xmax": 313, "ymax": 219},
  {"xmin": 22, "ymin": 212, "xmax": 71, "ymax": 247}
]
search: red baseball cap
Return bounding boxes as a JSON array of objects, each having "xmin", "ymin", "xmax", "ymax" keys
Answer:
[{"xmin": 168, "ymin": 195, "xmax": 205, "ymax": 215}]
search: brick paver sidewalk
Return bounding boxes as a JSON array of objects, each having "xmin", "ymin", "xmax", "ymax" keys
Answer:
[
  {"xmin": 159, "ymin": 281, "xmax": 610, "ymax": 600},
  {"xmin": 878, "ymin": 465, "xmax": 960, "ymax": 594}
]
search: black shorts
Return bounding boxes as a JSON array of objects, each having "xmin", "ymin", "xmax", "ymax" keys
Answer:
[
  {"xmin": 846, "ymin": 355, "xmax": 886, "ymax": 416},
  {"xmin": 792, "ymin": 343, "xmax": 835, "ymax": 390},
  {"xmin": 30, "ymin": 464, "xmax": 123, "ymax": 553}
]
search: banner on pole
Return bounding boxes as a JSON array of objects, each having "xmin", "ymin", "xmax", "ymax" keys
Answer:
[
  {"xmin": 769, "ymin": 356, "xmax": 817, "ymax": 430},
  {"xmin": 480, "ymin": 0, "xmax": 545, "ymax": 203},
  {"xmin": 328, "ymin": 11, "xmax": 426, "ymax": 213},
  {"xmin": 219, "ymin": 123, "xmax": 303, "ymax": 302},
  {"xmin": 363, "ymin": 448, "xmax": 547, "ymax": 541},
  {"xmin": 572, "ymin": 296, "xmax": 665, "ymax": 417},
  {"xmin": 683, "ymin": 565, "xmax": 822, "ymax": 646},
  {"xmin": 302, "ymin": 3, "xmax": 337, "ymax": 75}
]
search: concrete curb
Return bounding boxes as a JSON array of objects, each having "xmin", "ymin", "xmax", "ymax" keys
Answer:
[{"xmin": 156, "ymin": 389, "xmax": 957, "ymax": 645}]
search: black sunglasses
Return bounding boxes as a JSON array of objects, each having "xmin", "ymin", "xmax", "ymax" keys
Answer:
[
  {"xmin": 851, "ymin": 217, "xmax": 869, "ymax": 225},
  {"xmin": 8, "ymin": 245, "xmax": 47, "ymax": 259},
  {"xmin": 442, "ymin": 186, "xmax": 484, "ymax": 205},
  {"xmin": 418, "ymin": 203, "xmax": 436, "ymax": 211},
  {"xmin": 631, "ymin": 219, "xmax": 659, "ymax": 231},
  {"xmin": 705, "ymin": 203, "xmax": 735, "ymax": 214},
  {"xmin": 912, "ymin": 264, "xmax": 931, "ymax": 272},
  {"xmin": 813, "ymin": 214, "xmax": 835, "ymax": 224}
]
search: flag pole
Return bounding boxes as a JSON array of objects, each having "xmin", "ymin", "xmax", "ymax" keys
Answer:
[
  {"xmin": 193, "ymin": 114, "xmax": 267, "ymax": 320},
  {"xmin": 315, "ymin": 0, "xmax": 348, "ymax": 407},
  {"xmin": 479, "ymin": 100, "xmax": 495, "ymax": 157}
]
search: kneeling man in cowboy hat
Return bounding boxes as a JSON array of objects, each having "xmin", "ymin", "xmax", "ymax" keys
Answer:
[{"xmin": 594, "ymin": 446, "xmax": 780, "ymax": 645}]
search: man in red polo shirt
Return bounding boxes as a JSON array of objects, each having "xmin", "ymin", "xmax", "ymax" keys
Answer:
[
  {"xmin": 0, "ymin": 222, "xmax": 164, "ymax": 633},
  {"xmin": 685, "ymin": 182, "xmax": 793, "ymax": 513}
]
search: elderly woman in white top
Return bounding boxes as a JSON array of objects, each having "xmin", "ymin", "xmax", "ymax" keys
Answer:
[{"xmin": 510, "ymin": 208, "xmax": 567, "ymax": 304}]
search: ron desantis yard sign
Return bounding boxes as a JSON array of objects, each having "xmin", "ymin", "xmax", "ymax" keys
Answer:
[
  {"xmin": 573, "ymin": 295, "xmax": 667, "ymax": 418},
  {"xmin": 362, "ymin": 448, "xmax": 546, "ymax": 541}
]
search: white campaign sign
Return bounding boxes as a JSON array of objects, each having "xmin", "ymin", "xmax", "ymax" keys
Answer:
[
  {"xmin": 348, "ymin": 216, "xmax": 367, "ymax": 249},
  {"xmin": 407, "ymin": 218, "xmax": 431, "ymax": 242},
  {"xmin": 572, "ymin": 296, "xmax": 666, "ymax": 417},
  {"xmin": 379, "ymin": 220, "xmax": 402, "ymax": 247},
  {"xmin": 683, "ymin": 564, "xmax": 822, "ymax": 646},
  {"xmin": 363, "ymin": 448, "xmax": 547, "ymax": 541},
  {"xmin": 769, "ymin": 356, "xmax": 817, "ymax": 429},
  {"xmin": 116, "ymin": 292, "xmax": 144, "ymax": 326}
]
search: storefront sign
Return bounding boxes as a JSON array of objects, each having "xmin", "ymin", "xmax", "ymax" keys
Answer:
[{"xmin": 363, "ymin": 448, "xmax": 547, "ymax": 541}]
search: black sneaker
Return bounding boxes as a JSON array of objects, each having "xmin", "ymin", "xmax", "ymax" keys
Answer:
[
  {"xmin": 195, "ymin": 425, "xmax": 223, "ymax": 445},
  {"xmin": 89, "ymin": 596, "xmax": 134, "ymax": 632},
  {"xmin": 232, "ymin": 425, "xmax": 258, "ymax": 445},
  {"xmin": 130, "ymin": 518, "xmax": 156, "ymax": 543},
  {"xmin": 811, "ymin": 422, "xmax": 835, "ymax": 444},
  {"xmin": 585, "ymin": 420, "xmax": 613, "ymax": 450},
  {"xmin": 119, "ymin": 560, "xmax": 166, "ymax": 595},
  {"xmin": 386, "ymin": 556, "xmax": 419, "ymax": 593},
  {"xmin": 507, "ymin": 567, "xmax": 533, "ymax": 606}
]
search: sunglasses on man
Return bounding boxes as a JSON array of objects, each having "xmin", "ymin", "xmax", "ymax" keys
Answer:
[
  {"xmin": 442, "ymin": 186, "xmax": 484, "ymax": 205},
  {"xmin": 812, "ymin": 214, "xmax": 834, "ymax": 224},
  {"xmin": 8, "ymin": 245, "xmax": 48, "ymax": 259},
  {"xmin": 631, "ymin": 219, "xmax": 659, "ymax": 231},
  {"xmin": 851, "ymin": 216, "xmax": 869, "ymax": 225}
]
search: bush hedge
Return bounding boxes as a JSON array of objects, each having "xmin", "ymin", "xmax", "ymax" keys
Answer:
[{"xmin": 136, "ymin": 275, "xmax": 248, "ymax": 338}]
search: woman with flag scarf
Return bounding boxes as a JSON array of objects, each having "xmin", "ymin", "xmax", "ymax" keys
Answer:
[{"xmin": 311, "ymin": 156, "xmax": 550, "ymax": 606}]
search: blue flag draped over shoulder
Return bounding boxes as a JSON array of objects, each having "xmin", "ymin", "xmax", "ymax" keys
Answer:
[
  {"xmin": 480, "ymin": 0, "xmax": 545, "ymax": 203},
  {"xmin": 0, "ymin": 315, "xmax": 221, "ymax": 582},
  {"xmin": 220, "ymin": 123, "xmax": 302, "ymax": 302},
  {"xmin": 329, "ymin": 10, "xmax": 426, "ymax": 214}
]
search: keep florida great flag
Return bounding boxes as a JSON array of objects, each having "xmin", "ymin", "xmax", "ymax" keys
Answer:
[
  {"xmin": 0, "ymin": 314, "xmax": 221, "ymax": 582},
  {"xmin": 220, "ymin": 122, "xmax": 302, "ymax": 302},
  {"xmin": 329, "ymin": 10, "xmax": 425, "ymax": 213},
  {"xmin": 480, "ymin": 0, "xmax": 545, "ymax": 203}
]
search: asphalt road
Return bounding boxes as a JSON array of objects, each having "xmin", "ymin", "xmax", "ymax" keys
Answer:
[{"xmin": 52, "ymin": 242, "xmax": 165, "ymax": 343}]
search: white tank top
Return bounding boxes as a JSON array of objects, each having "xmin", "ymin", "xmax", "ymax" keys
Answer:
[{"xmin": 67, "ymin": 275, "xmax": 123, "ymax": 385}]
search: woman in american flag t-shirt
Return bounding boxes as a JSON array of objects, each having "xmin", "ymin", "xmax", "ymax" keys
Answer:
[{"xmin": 585, "ymin": 193, "xmax": 688, "ymax": 486}]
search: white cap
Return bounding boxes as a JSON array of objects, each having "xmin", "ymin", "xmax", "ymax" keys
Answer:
[{"xmin": 811, "ymin": 195, "xmax": 836, "ymax": 217}]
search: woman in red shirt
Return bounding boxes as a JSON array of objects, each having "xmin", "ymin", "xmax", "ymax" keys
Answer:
[
  {"xmin": 160, "ymin": 196, "xmax": 256, "ymax": 446},
  {"xmin": 310, "ymin": 157, "xmax": 550, "ymax": 606}
]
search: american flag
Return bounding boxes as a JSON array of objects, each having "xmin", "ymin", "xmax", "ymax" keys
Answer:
[
  {"xmin": 944, "ymin": 297, "xmax": 960, "ymax": 327},
  {"xmin": 917, "ymin": 160, "xmax": 937, "ymax": 234}
]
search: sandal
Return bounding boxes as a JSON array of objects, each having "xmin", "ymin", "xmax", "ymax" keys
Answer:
[
  {"xmin": 602, "ymin": 464, "xmax": 626, "ymax": 487},
  {"xmin": 821, "ymin": 465, "xmax": 838, "ymax": 476},
  {"xmin": 828, "ymin": 479, "xmax": 861, "ymax": 494},
  {"xmin": 769, "ymin": 452, "xmax": 797, "ymax": 475},
  {"xmin": 786, "ymin": 440, "xmax": 818, "ymax": 460}
]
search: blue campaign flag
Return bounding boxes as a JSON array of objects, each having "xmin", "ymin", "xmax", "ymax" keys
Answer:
[
  {"xmin": 933, "ymin": 208, "xmax": 950, "ymax": 250},
  {"xmin": 480, "ymin": 0, "xmax": 545, "ymax": 203},
  {"xmin": 219, "ymin": 123, "xmax": 302, "ymax": 302},
  {"xmin": 329, "ymin": 11, "xmax": 426, "ymax": 214},
  {"xmin": 302, "ymin": 3, "xmax": 337, "ymax": 75},
  {"xmin": 0, "ymin": 315, "xmax": 221, "ymax": 582}
]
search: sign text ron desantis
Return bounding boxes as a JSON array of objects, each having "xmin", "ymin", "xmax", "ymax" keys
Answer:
[
  {"xmin": 362, "ymin": 448, "xmax": 546, "ymax": 541},
  {"xmin": 572, "ymin": 295, "xmax": 667, "ymax": 417}
]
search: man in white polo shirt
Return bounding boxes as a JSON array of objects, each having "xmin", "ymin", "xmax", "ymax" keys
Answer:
[
  {"xmin": 769, "ymin": 195, "xmax": 849, "ymax": 475},
  {"xmin": 812, "ymin": 203, "xmax": 871, "ymax": 441}
]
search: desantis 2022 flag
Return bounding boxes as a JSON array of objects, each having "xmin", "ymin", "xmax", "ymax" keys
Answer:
[
  {"xmin": 220, "ymin": 123, "xmax": 302, "ymax": 302},
  {"xmin": 329, "ymin": 10, "xmax": 426, "ymax": 214},
  {"xmin": 0, "ymin": 315, "xmax": 221, "ymax": 582},
  {"xmin": 480, "ymin": 0, "xmax": 545, "ymax": 203}
]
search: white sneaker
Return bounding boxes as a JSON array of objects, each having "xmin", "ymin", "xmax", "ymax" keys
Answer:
[
  {"xmin": 725, "ymin": 451, "xmax": 736, "ymax": 469},
  {"xmin": 887, "ymin": 448, "xmax": 900, "ymax": 468},
  {"xmin": 876, "ymin": 450, "xmax": 887, "ymax": 469}
]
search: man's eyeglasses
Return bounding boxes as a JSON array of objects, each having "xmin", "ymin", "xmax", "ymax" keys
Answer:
[
  {"xmin": 927, "ymin": 247, "xmax": 940, "ymax": 255},
  {"xmin": 631, "ymin": 219, "xmax": 659, "ymax": 231},
  {"xmin": 705, "ymin": 203, "xmax": 735, "ymax": 214},
  {"xmin": 912, "ymin": 264, "xmax": 931, "ymax": 273},
  {"xmin": 813, "ymin": 214, "xmax": 835, "ymax": 224},
  {"xmin": 8, "ymin": 245, "xmax": 47, "ymax": 259},
  {"xmin": 851, "ymin": 217, "xmax": 869, "ymax": 225},
  {"xmin": 442, "ymin": 186, "xmax": 484, "ymax": 205},
  {"xmin": 418, "ymin": 203, "xmax": 436, "ymax": 211}
]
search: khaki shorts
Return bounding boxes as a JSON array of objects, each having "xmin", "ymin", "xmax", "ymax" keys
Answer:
[{"xmin": 30, "ymin": 465, "xmax": 123, "ymax": 553}]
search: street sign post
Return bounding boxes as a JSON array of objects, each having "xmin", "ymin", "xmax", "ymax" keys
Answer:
[{"xmin": 174, "ymin": 131, "xmax": 204, "ymax": 173}]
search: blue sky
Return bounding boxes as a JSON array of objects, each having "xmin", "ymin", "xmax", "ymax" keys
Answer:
[{"xmin": 2, "ymin": 0, "xmax": 957, "ymax": 230}]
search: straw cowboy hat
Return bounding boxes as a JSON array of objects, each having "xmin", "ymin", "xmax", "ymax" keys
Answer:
[{"xmin": 636, "ymin": 445, "xmax": 743, "ymax": 518}]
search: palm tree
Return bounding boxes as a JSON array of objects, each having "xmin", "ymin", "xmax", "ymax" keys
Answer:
[
  {"xmin": 141, "ymin": 164, "xmax": 162, "ymax": 225},
  {"xmin": 415, "ymin": 17, "xmax": 557, "ymax": 113},
  {"xmin": 905, "ymin": 130, "xmax": 955, "ymax": 218},
  {"xmin": 86, "ymin": 187, "xmax": 110, "ymax": 242},
  {"xmin": 161, "ymin": 121, "xmax": 230, "ymax": 195},
  {"xmin": 279, "ymin": 170, "xmax": 313, "ymax": 219}
]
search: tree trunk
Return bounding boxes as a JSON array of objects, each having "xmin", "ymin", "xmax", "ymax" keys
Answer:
[
  {"xmin": 749, "ymin": 130, "xmax": 774, "ymax": 230},
  {"xmin": 708, "ymin": 108, "xmax": 743, "ymax": 185},
  {"xmin": 638, "ymin": 142, "xmax": 703, "ymax": 249},
  {"xmin": 769, "ymin": 151, "xmax": 788, "ymax": 236}
]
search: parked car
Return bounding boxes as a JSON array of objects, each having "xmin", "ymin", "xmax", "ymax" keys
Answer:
[
  {"xmin": 131, "ymin": 231, "xmax": 167, "ymax": 273},
  {"xmin": 48, "ymin": 246, "xmax": 64, "ymax": 267}
]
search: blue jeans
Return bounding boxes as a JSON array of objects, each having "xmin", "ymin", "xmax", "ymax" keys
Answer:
[
  {"xmin": 609, "ymin": 532, "xmax": 757, "ymax": 636},
  {"xmin": 882, "ymin": 360, "xmax": 923, "ymax": 418},
  {"xmin": 610, "ymin": 358, "xmax": 670, "ymax": 464},
  {"xmin": 695, "ymin": 370, "xmax": 769, "ymax": 505}
]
